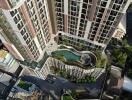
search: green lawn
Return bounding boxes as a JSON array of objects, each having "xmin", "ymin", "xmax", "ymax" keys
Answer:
[
  {"xmin": 18, "ymin": 80, "xmax": 32, "ymax": 91},
  {"xmin": 63, "ymin": 95, "xmax": 73, "ymax": 100}
]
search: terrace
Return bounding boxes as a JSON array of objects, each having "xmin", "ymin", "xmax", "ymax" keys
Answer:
[{"xmin": 51, "ymin": 45, "xmax": 97, "ymax": 69}]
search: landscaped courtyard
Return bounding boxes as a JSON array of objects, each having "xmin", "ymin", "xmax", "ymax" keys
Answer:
[
  {"xmin": 17, "ymin": 80, "xmax": 32, "ymax": 91},
  {"xmin": 62, "ymin": 94, "xmax": 73, "ymax": 100},
  {"xmin": 51, "ymin": 50, "xmax": 80, "ymax": 62},
  {"xmin": 50, "ymin": 67, "xmax": 96, "ymax": 84},
  {"xmin": 51, "ymin": 47, "xmax": 97, "ymax": 69}
]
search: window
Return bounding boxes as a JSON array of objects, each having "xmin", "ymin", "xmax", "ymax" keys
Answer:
[
  {"xmin": 14, "ymin": 15, "xmax": 21, "ymax": 24},
  {"xmin": 30, "ymin": 8, "xmax": 35, "ymax": 16},
  {"xmin": 82, "ymin": 3, "xmax": 87, "ymax": 9},
  {"xmin": 33, "ymin": 15, "xmax": 37, "ymax": 21},
  {"xmin": 56, "ymin": 0, "xmax": 61, "ymax": 2},
  {"xmin": 115, "ymin": 0, "xmax": 123, "ymax": 4},
  {"xmin": 20, "ymin": 28, "xmax": 26, "ymax": 35},
  {"xmin": 99, "ymin": 8, "xmax": 104, "ymax": 13},
  {"xmin": 28, "ymin": 1, "xmax": 33, "ymax": 8},
  {"xmin": 26, "ymin": 38, "xmax": 31, "ymax": 44},
  {"xmin": 23, "ymin": 33, "xmax": 29, "ymax": 40},
  {"xmin": 17, "ymin": 21, "xmax": 24, "ymax": 30},
  {"xmin": 83, "ymin": 0, "xmax": 88, "ymax": 3},
  {"xmin": 81, "ymin": 14, "xmax": 85, "ymax": 19},
  {"xmin": 100, "ymin": 1, "xmax": 107, "ymax": 7},
  {"xmin": 56, "ymin": 3, "xmax": 61, "ymax": 7},
  {"xmin": 82, "ymin": 9, "xmax": 86, "ymax": 14},
  {"xmin": 95, "ymin": 23, "xmax": 99, "ymax": 27},
  {"xmin": 110, "ymin": 11, "xmax": 117, "ymax": 16},
  {"xmin": 38, "ymin": 2, "xmax": 42, "ymax": 8},
  {"xmin": 92, "ymin": 31, "xmax": 96, "ymax": 35},
  {"xmin": 89, "ymin": 0, "xmax": 92, "ymax": 3},
  {"xmin": 112, "ymin": 4, "xmax": 120, "ymax": 10},
  {"xmin": 108, "ymin": 16, "xmax": 115, "ymax": 21},
  {"xmin": 106, "ymin": 21, "xmax": 113, "ymax": 25},
  {"xmin": 93, "ymin": 27, "xmax": 98, "ymax": 31},
  {"xmin": 104, "ymin": 26, "xmax": 110, "ymax": 30},
  {"xmin": 10, "ymin": 9, "xmax": 17, "ymax": 17},
  {"xmin": 96, "ymin": 18, "xmax": 101, "ymax": 23},
  {"xmin": 97, "ymin": 13, "xmax": 103, "ymax": 18},
  {"xmin": 40, "ymin": 8, "xmax": 43, "ymax": 13},
  {"xmin": 71, "ymin": 1, "xmax": 76, "ymax": 6}
]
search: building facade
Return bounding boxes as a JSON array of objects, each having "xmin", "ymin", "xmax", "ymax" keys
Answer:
[
  {"xmin": 49, "ymin": 0, "xmax": 130, "ymax": 51},
  {"xmin": 113, "ymin": 15, "xmax": 126, "ymax": 40},
  {"xmin": 0, "ymin": 0, "xmax": 131, "ymax": 62},
  {"xmin": 0, "ymin": 0, "xmax": 52, "ymax": 61},
  {"xmin": 0, "ymin": 41, "xmax": 20, "ymax": 86}
]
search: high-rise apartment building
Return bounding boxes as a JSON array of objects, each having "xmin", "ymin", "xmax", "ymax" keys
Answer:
[
  {"xmin": 49, "ymin": 0, "xmax": 130, "ymax": 51},
  {"xmin": 0, "ymin": 0, "xmax": 52, "ymax": 61},
  {"xmin": 0, "ymin": 0, "xmax": 131, "ymax": 62}
]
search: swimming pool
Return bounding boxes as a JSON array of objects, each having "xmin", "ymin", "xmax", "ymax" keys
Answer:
[{"xmin": 52, "ymin": 50, "xmax": 80, "ymax": 62}]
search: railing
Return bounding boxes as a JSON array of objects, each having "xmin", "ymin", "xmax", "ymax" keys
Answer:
[{"xmin": 40, "ymin": 57, "xmax": 105, "ymax": 79}]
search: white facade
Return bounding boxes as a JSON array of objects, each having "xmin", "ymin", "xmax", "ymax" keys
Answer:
[{"xmin": 113, "ymin": 15, "xmax": 126, "ymax": 40}]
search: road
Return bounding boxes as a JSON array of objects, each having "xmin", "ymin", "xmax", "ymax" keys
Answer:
[{"xmin": 20, "ymin": 73, "xmax": 105, "ymax": 100}]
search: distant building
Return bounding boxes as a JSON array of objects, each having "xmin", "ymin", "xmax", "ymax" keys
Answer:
[{"xmin": 113, "ymin": 15, "xmax": 126, "ymax": 40}]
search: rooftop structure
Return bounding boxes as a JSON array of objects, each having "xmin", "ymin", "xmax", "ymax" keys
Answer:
[{"xmin": 0, "ymin": 0, "xmax": 131, "ymax": 100}]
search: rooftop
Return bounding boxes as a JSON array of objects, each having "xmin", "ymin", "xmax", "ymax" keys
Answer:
[{"xmin": 0, "ymin": 49, "xmax": 8, "ymax": 59}]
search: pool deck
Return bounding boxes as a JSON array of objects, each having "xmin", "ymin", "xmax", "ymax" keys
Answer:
[
  {"xmin": 51, "ymin": 48, "xmax": 97, "ymax": 68},
  {"xmin": 52, "ymin": 49, "xmax": 81, "ymax": 62}
]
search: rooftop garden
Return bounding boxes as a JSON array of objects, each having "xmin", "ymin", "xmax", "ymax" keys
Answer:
[
  {"xmin": 106, "ymin": 36, "xmax": 132, "ymax": 79},
  {"xmin": 51, "ymin": 47, "xmax": 97, "ymax": 69},
  {"xmin": 17, "ymin": 80, "xmax": 32, "ymax": 91},
  {"xmin": 50, "ymin": 67, "xmax": 96, "ymax": 84},
  {"xmin": 94, "ymin": 51, "xmax": 107, "ymax": 68},
  {"xmin": 58, "ymin": 45, "xmax": 107, "ymax": 69},
  {"xmin": 57, "ymin": 34, "xmax": 104, "ymax": 51},
  {"xmin": 66, "ymin": 89, "xmax": 96, "ymax": 100},
  {"xmin": 62, "ymin": 94, "xmax": 73, "ymax": 100},
  {"xmin": 107, "ymin": 37, "xmax": 129, "ymax": 69}
]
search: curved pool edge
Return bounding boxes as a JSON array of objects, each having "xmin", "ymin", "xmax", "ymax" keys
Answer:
[{"xmin": 57, "ymin": 45, "xmax": 97, "ymax": 62}]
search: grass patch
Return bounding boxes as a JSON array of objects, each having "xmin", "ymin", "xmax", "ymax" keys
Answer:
[
  {"xmin": 63, "ymin": 95, "xmax": 73, "ymax": 100},
  {"xmin": 18, "ymin": 80, "xmax": 32, "ymax": 91}
]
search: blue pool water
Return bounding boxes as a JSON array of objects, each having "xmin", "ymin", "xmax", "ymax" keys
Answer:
[{"xmin": 52, "ymin": 50, "xmax": 80, "ymax": 61}]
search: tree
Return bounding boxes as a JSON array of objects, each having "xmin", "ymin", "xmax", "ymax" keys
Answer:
[{"xmin": 63, "ymin": 38, "xmax": 69, "ymax": 45}]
